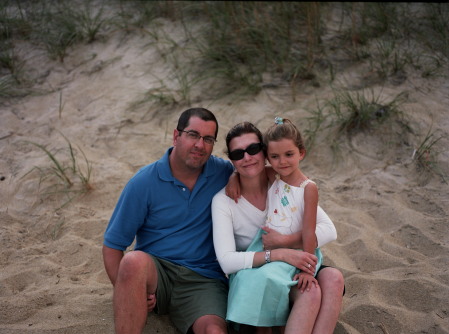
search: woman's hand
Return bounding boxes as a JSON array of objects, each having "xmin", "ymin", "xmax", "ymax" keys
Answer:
[
  {"xmin": 277, "ymin": 249, "xmax": 317, "ymax": 276},
  {"xmin": 147, "ymin": 293, "xmax": 157, "ymax": 312},
  {"xmin": 293, "ymin": 272, "xmax": 319, "ymax": 293}
]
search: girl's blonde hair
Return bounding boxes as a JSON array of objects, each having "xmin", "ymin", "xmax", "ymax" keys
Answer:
[{"xmin": 263, "ymin": 117, "xmax": 305, "ymax": 152}]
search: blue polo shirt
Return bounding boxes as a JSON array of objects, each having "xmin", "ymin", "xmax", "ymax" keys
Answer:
[{"xmin": 104, "ymin": 147, "xmax": 234, "ymax": 281}]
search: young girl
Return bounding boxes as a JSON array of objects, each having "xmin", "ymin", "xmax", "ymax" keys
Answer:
[
  {"xmin": 264, "ymin": 117, "xmax": 322, "ymax": 291},
  {"xmin": 226, "ymin": 117, "xmax": 324, "ymax": 333}
]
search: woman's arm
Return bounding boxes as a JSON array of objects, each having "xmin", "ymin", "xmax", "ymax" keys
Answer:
[
  {"xmin": 212, "ymin": 190, "xmax": 255, "ymax": 274},
  {"xmin": 212, "ymin": 189, "xmax": 317, "ymax": 275},
  {"xmin": 272, "ymin": 248, "xmax": 318, "ymax": 274}
]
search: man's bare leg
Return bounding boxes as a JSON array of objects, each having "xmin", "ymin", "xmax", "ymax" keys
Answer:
[
  {"xmin": 113, "ymin": 251, "xmax": 158, "ymax": 334},
  {"xmin": 312, "ymin": 267, "xmax": 344, "ymax": 334}
]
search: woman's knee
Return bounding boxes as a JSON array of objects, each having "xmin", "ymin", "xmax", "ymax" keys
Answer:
[
  {"xmin": 291, "ymin": 284, "xmax": 322, "ymax": 305},
  {"xmin": 317, "ymin": 268, "xmax": 344, "ymax": 293},
  {"xmin": 192, "ymin": 315, "xmax": 227, "ymax": 334}
]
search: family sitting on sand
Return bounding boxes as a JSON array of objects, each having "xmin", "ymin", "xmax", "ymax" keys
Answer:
[{"xmin": 102, "ymin": 108, "xmax": 345, "ymax": 334}]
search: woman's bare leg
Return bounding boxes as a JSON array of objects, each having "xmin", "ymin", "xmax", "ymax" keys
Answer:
[
  {"xmin": 312, "ymin": 267, "xmax": 344, "ymax": 334},
  {"xmin": 285, "ymin": 285, "xmax": 321, "ymax": 334}
]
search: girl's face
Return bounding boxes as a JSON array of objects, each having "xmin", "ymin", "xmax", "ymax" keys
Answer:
[
  {"xmin": 228, "ymin": 133, "xmax": 265, "ymax": 178},
  {"xmin": 267, "ymin": 138, "xmax": 305, "ymax": 180}
]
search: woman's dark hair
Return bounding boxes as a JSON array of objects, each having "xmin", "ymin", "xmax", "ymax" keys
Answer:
[
  {"xmin": 225, "ymin": 122, "xmax": 264, "ymax": 154},
  {"xmin": 176, "ymin": 108, "xmax": 219, "ymax": 138}
]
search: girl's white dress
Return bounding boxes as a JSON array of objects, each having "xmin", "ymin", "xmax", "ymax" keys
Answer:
[{"xmin": 226, "ymin": 177, "xmax": 323, "ymax": 327}]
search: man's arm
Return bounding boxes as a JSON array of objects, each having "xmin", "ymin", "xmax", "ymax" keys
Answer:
[{"xmin": 102, "ymin": 245, "xmax": 124, "ymax": 286}]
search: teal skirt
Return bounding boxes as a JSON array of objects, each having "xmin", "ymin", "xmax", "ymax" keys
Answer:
[{"xmin": 226, "ymin": 229, "xmax": 322, "ymax": 327}]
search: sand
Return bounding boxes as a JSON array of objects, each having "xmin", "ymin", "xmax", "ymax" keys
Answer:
[{"xmin": 1, "ymin": 12, "xmax": 448, "ymax": 334}]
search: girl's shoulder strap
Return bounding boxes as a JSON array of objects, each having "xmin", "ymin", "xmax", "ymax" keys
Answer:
[{"xmin": 299, "ymin": 178, "xmax": 316, "ymax": 188}]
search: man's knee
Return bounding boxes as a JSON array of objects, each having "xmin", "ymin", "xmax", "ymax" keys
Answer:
[{"xmin": 117, "ymin": 251, "xmax": 156, "ymax": 283}]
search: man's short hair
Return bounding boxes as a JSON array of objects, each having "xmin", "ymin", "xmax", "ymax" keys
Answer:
[{"xmin": 177, "ymin": 108, "xmax": 219, "ymax": 138}]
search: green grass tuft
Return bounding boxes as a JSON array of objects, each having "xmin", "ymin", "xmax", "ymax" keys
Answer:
[
  {"xmin": 412, "ymin": 128, "xmax": 447, "ymax": 183},
  {"xmin": 24, "ymin": 134, "xmax": 93, "ymax": 210}
]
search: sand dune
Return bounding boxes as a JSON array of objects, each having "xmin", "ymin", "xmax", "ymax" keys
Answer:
[{"xmin": 1, "ymin": 10, "xmax": 448, "ymax": 334}]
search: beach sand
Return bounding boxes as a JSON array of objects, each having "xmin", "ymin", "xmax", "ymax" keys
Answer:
[{"xmin": 1, "ymin": 12, "xmax": 448, "ymax": 334}]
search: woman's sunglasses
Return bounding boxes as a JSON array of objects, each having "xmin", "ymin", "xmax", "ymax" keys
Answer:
[{"xmin": 228, "ymin": 143, "xmax": 264, "ymax": 161}]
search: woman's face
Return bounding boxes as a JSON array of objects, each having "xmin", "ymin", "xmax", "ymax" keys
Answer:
[{"xmin": 228, "ymin": 133, "xmax": 265, "ymax": 178}]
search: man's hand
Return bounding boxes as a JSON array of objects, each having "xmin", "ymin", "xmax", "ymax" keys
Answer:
[{"xmin": 147, "ymin": 293, "xmax": 157, "ymax": 312}]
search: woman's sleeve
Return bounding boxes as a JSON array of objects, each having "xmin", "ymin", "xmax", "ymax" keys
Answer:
[
  {"xmin": 212, "ymin": 190, "xmax": 255, "ymax": 275},
  {"xmin": 315, "ymin": 206, "xmax": 337, "ymax": 247}
]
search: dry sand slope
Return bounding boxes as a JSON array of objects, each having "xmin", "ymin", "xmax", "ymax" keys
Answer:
[{"xmin": 1, "ymin": 16, "xmax": 448, "ymax": 334}]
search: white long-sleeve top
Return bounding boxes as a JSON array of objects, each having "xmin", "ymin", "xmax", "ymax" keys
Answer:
[{"xmin": 212, "ymin": 187, "xmax": 337, "ymax": 275}]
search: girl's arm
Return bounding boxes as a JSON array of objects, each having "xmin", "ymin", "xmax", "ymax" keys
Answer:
[
  {"xmin": 295, "ymin": 182, "xmax": 320, "ymax": 291},
  {"xmin": 265, "ymin": 164, "xmax": 276, "ymax": 184},
  {"xmin": 225, "ymin": 171, "xmax": 241, "ymax": 203},
  {"xmin": 261, "ymin": 227, "xmax": 305, "ymax": 250},
  {"xmin": 302, "ymin": 182, "xmax": 319, "ymax": 254},
  {"xmin": 225, "ymin": 165, "xmax": 275, "ymax": 203},
  {"xmin": 262, "ymin": 202, "xmax": 337, "ymax": 250}
]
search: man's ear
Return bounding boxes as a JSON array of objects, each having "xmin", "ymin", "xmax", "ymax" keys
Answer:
[{"xmin": 173, "ymin": 129, "xmax": 180, "ymax": 146}]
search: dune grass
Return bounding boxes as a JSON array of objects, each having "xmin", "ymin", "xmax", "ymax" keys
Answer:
[
  {"xmin": 24, "ymin": 133, "xmax": 93, "ymax": 210},
  {"xmin": 304, "ymin": 88, "xmax": 408, "ymax": 144},
  {"xmin": 329, "ymin": 89, "xmax": 408, "ymax": 135},
  {"xmin": 1, "ymin": 1, "xmax": 447, "ymax": 189},
  {"xmin": 2, "ymin": 2, "xmax": 447, "ymax": 99},
  {"xmin": 412, "ymin": 128, "xmax": 447, "ymax": 183}
]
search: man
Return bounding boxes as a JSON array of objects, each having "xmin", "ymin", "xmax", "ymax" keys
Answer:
[{"xmin": 103, "ymin": 108, "xmax": 234, "ymax": 334}]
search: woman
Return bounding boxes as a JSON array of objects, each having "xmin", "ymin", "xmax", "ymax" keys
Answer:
[{"xmin": 212, "ymin": 122, "xmax": 344, "ymax": 333}]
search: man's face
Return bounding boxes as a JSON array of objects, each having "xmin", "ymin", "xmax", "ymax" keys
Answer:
[{"xmin": 172, "ymin": 116, "xmax": 217, "ymax": 171}]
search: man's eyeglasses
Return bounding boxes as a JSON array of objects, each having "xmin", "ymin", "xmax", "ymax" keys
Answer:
[
  {"xmin": 228, "ymin": 143, "xmax": 264, "ymax": 161},
  {"xmin": 178, "ymin": 130, "xmax": 217, "ymax": 145}
]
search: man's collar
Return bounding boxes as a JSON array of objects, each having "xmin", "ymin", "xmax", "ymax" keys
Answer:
[{"xmin": 157, "ymin": 147, "xmax": 216, "ymax": 182}]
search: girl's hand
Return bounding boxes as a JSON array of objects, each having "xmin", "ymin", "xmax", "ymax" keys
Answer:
[
  {"xmin": 261, "ymin": 226, "xmax": 285, "ymax": 249},
  {"xmin": 262, "ymin": 226, "xmax": 304, "ymax": 250},
  {"xmin": 293, "ymin": 272, "xmax": 319, "ymax": 293},
  {"xmin": 147, "ymin": 293, "xmax": 157, "ymax": 312},
  {"xmin": 225, "ymin": 172, "xmax": 241, "ymax": 203}
]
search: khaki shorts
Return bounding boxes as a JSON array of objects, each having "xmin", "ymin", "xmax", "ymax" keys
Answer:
[{"xmin": 151, "ymin": 256, "xmax": 228, "ymax": 334}]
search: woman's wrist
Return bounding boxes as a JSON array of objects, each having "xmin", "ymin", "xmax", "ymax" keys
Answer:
[
  {"xmin": 270, "ymin": 249, "xmax": 285, "ymax": 262},
  {"xmin": 264, "ymin": 249, "xmax": 271, "ymax": 263}
]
